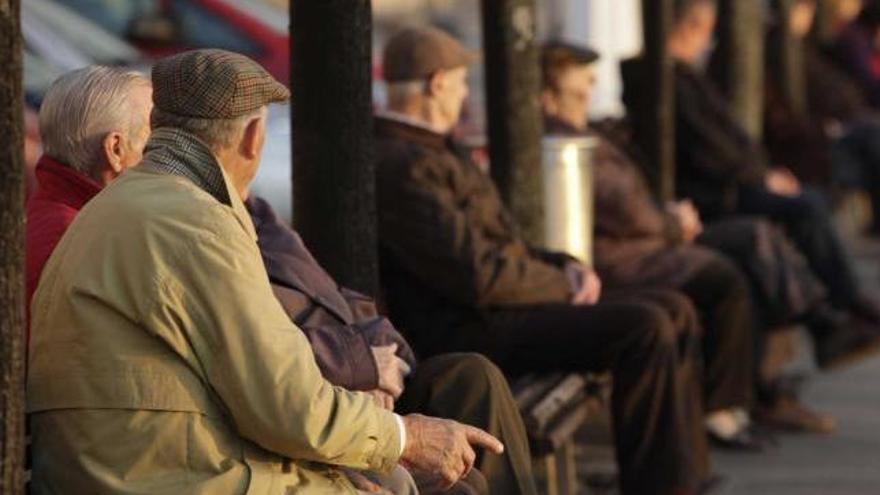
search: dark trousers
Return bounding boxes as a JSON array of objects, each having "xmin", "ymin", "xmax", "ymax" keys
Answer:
[
  {"xmin": 603, "ymin": 251, "xmax": 756, "ymax": 415},
  {"xmin": 464, "ymin": 300, "xmax": 709, "ymax": 495},
  {"xmin": 699, "ymin": 218, "xmax": 827, "ymax": 326},
  {"xmin": 398, "ymin": 353, "xmax": 538, "ymax": 495},
  {"xmin": 737, "ymin": 185, "xmax": 858, "ymax": 308},
  {"xmin": 677, "ymin": 257, "xmax": 756, "ymax": 413},
  {"xmin": 831, "ymin": 117, "xmax": 880, "ymax": 232}
]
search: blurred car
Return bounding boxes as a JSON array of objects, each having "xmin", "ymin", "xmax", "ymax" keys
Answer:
[
  {"xmin": 22, "ymin": 0, "xmax": 148, "ymax": 198},
  {"xmin": 23, "ymin": 0, "xmax": 143, "ymax": 72},
  {"xmin": 56, "ymin": 0, "xmax": 290, "ymax": 83},
  {"xmin": 23, "ymin": 0, "xmax": 148, "ymax": 105}
]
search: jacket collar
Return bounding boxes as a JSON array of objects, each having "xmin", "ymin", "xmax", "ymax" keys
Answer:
[
  {"xmin": 247, "ymin": 197, "xmax": 354, "ymax": 323},
  {"xmin": 374, "ymin": 115, "xmax": 450, "ymax": 151},
  {"xmin": 33, "ymin": 155, "xmax": 103, "ymax": 210},
  {"xmin": 141, "ymin": 128, "xmax": 256, "ymax": 241},
  {"xmin": 543, "ymin": 115, "xmax": 586, "ymax": 136}
]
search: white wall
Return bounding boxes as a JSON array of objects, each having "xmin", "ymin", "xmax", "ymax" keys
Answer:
[{"xmin": 540, "ymin": 0, "xmax": 644, "ymax": 118}]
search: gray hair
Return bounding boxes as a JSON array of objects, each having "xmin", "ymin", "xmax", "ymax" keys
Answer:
[
  {"xmin": 39, "ymin": 66, "xmax": 151, "ymax": 176},
  {"xmin": 150, "ymin": 106, "xmax": 265, "ymax": 152},
  {"xmin": 386, "ymin": 79, "xmax": 428, "ymax": 109}
]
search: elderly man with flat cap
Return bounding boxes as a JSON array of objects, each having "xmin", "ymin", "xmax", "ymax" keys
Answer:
[
  {"xmin": 27, "ymin": 49, "xmax": 503, "ymax": 494},
  {"xmin": 374, "ymin": 27, "xmax": 715, "ymax": 495}
]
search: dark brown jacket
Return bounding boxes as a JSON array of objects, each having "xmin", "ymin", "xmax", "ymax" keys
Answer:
[
  {"xmin": 623, "ymin": 59, "xmax": 769, "ymax": 220},
  {"xmin": 545, "ymin": 116, "xmax": 716, "ymax": 288},
  {"xmin": 248, "ymin": 196, "xmax": 416, "ymax": 390},
  {"xmin": 375, "ymin": 117, "xmax": 572, "ymax": 356}
]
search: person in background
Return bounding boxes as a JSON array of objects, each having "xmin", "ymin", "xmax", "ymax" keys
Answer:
[
  {"xmin": 375, "ymin": 26, "xmax": 716, "ymax": 495},
  {"xmin": 829, "ymin": 0, "xmax": 880, "ymax": 107},
  {"xmin": 766, "ymin": 0, "xmax": 880, "ymax": 236},
  {"xmin": 623, "ymin": 0, "xmax": 880, "ymax": 356},
  {"xmin": 542, "ymin": 42, "xmax": 839, "ymax": 435},
  {"xmin": 542, "ymin": 41, "xmax": 767, "ymax": 449}
]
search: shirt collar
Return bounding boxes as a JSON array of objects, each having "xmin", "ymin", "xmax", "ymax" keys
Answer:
[
  {"xmin": 33, "ymin": 155, "xmax": 103, "ymax": 210},
  {"xmin": 375, "ymin": 109, "xmax": 447, "ymax": 135}
]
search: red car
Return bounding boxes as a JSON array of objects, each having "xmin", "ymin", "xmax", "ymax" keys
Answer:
[{"xmin": 58, "ymin": 0, "xmax": 290, "ymax": 83}]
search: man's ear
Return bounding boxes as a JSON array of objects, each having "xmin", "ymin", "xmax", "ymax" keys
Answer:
[
  {"xmin": 426, "ymin": 70, "xmax": 445, "ymax": 98},
  {"xmin": 241, "ymin": 115, "xmax": 266, "ymax": 160},
  {"xmin": 102, "ymin": 132, "xmax": 125, "ymax": 173}
]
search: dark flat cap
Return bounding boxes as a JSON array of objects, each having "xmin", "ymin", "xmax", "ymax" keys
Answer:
[
  {"xmin": 542, "ymin": 41, "xmax": 600, "ymax": 66},
  {"xmin": 383, "ymin": 26, "xmax": 478, "ymax": 82},
  {"xmin": 152, "ymin": 49, "xmax": 289, "ymax": 119}
]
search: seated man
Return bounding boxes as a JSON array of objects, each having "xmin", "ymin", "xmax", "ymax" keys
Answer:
[
  {"xmin": 27, "ymin": 49, "xmax": 502, "ymax": 494},
  {"xmin": 247, "ymin": 195, "xmax": 537, "ymax": 495},
  {"xmin": 374, "ymin": 26, "xmax": 712, "ymax": 495},
  {"xmin": 622, "ymin": 0, "xmax": 880, "ymax": 332},
  {"xmin": 25, "ymin": 66, "xmax": 152, "ymax": 334},
  {"xmin": 542, "ymin": 41, "xmax": 764, "ymax": 448},
  {"xmin": 541, "ymin": 42, "xmax": 841, "ymax": 433}
]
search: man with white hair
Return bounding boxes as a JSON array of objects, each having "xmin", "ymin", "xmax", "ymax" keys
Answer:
[{"xmin": 26, "ymin": 65, "xmax": 152, "ymax": 331}]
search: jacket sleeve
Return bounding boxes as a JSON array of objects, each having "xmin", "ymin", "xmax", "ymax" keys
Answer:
[
  {"xmin": 157, "ymin": 213, "xmax": 401, "ymax": 474},
  {"xmin": 378, "ymin": 152, "xmax": 572, "ymax": 307},
  {"xmin": 593, "ymin": 142, "xmax": 684, "ymax": 244},
  {"xmin": 675, "ymin": 74, "xmax": 768, "ymax": 186},
  {"xmin": 339, "ymin": 288, "xmax": 418, "ymax": 368}
]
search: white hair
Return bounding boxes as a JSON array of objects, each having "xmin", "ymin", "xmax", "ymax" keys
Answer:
[
  {"xmin": 150, "ymin": 106, "xmax": 266, "ymax": 152},
  {"xmin": 38, "ymin": 66, "xmax": 151, "ymax": 176},
  {"xmin": 385, "ymin": 79, "xmax": 428, "ymax": 109}
]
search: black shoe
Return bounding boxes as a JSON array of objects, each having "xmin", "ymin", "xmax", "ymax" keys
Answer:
[{"xmin": 708, "ymin": 425, "xmax": 769, "ymax": 452}]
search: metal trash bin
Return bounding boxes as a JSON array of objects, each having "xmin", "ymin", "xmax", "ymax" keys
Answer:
[{"xmin": 541, "ymin": 136, "xmax": 598, "ymax": 265}]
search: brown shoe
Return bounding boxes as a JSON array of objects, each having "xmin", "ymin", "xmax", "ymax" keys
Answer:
[
  {"xmin": 755, "ymin": 397, "xmax": 836, "ymax": 434},
  {"xmin": 815, "ymin": 318, "xmax": 880, "ymax": 370}
]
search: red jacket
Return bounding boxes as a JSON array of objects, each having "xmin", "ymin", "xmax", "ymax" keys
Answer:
[{"xmin": 26, "ymin": 155, "xmax": 102, "ymax": 337}]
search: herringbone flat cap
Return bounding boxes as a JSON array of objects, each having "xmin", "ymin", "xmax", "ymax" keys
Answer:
[
  {"xmin": 152, "ymin": 49, "xmax": 289, "ymax": 119},
  {"xmin": 383, "ymin": 26, "xmax": 478, "ymax": 82}
]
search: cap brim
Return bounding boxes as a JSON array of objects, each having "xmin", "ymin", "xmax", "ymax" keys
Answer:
[{"xmin": 268, "ymin": 81, "xmax": 291, "ymax": 103}]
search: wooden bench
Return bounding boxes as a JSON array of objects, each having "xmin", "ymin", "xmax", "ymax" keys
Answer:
[{"xmin": 514, "ymin": 372, "xmax": 611, "ymax": 495}]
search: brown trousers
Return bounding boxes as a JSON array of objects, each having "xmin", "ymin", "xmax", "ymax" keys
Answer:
[
  {"xmin": 469, "ymin": 294, "xmax": 710, "ymax": 495},
  {"xmin": 397, "ymin": 353, "xmax": 538, "ymax": 495}
]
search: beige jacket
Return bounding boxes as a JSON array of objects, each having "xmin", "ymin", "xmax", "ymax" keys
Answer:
[{"xmin": 27, "ymin": 129, "xmax": 401, "ymax": 494}]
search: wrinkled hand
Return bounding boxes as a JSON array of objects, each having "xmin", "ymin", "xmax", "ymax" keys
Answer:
[
  {"xmin": 765, "ymin": 168, "xmax": 801, "ymax": 197},
  {"xmin": 566, "ymin": 262, "xmax": 602, "ymax": 305},
  {"xmin": 368, "ymin": 389, "xmax": 395, "ymax": 411},
  {"xmin": 400, "ymin": 414, "xmax": 504, "ymax": 491},
  {"xmin": 667, "ymin": 199, "xmax": 704, "ymax": 243},
  {"xmin": 371, "ymin": 343, "xmax": 412, "ymax": 399}
]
